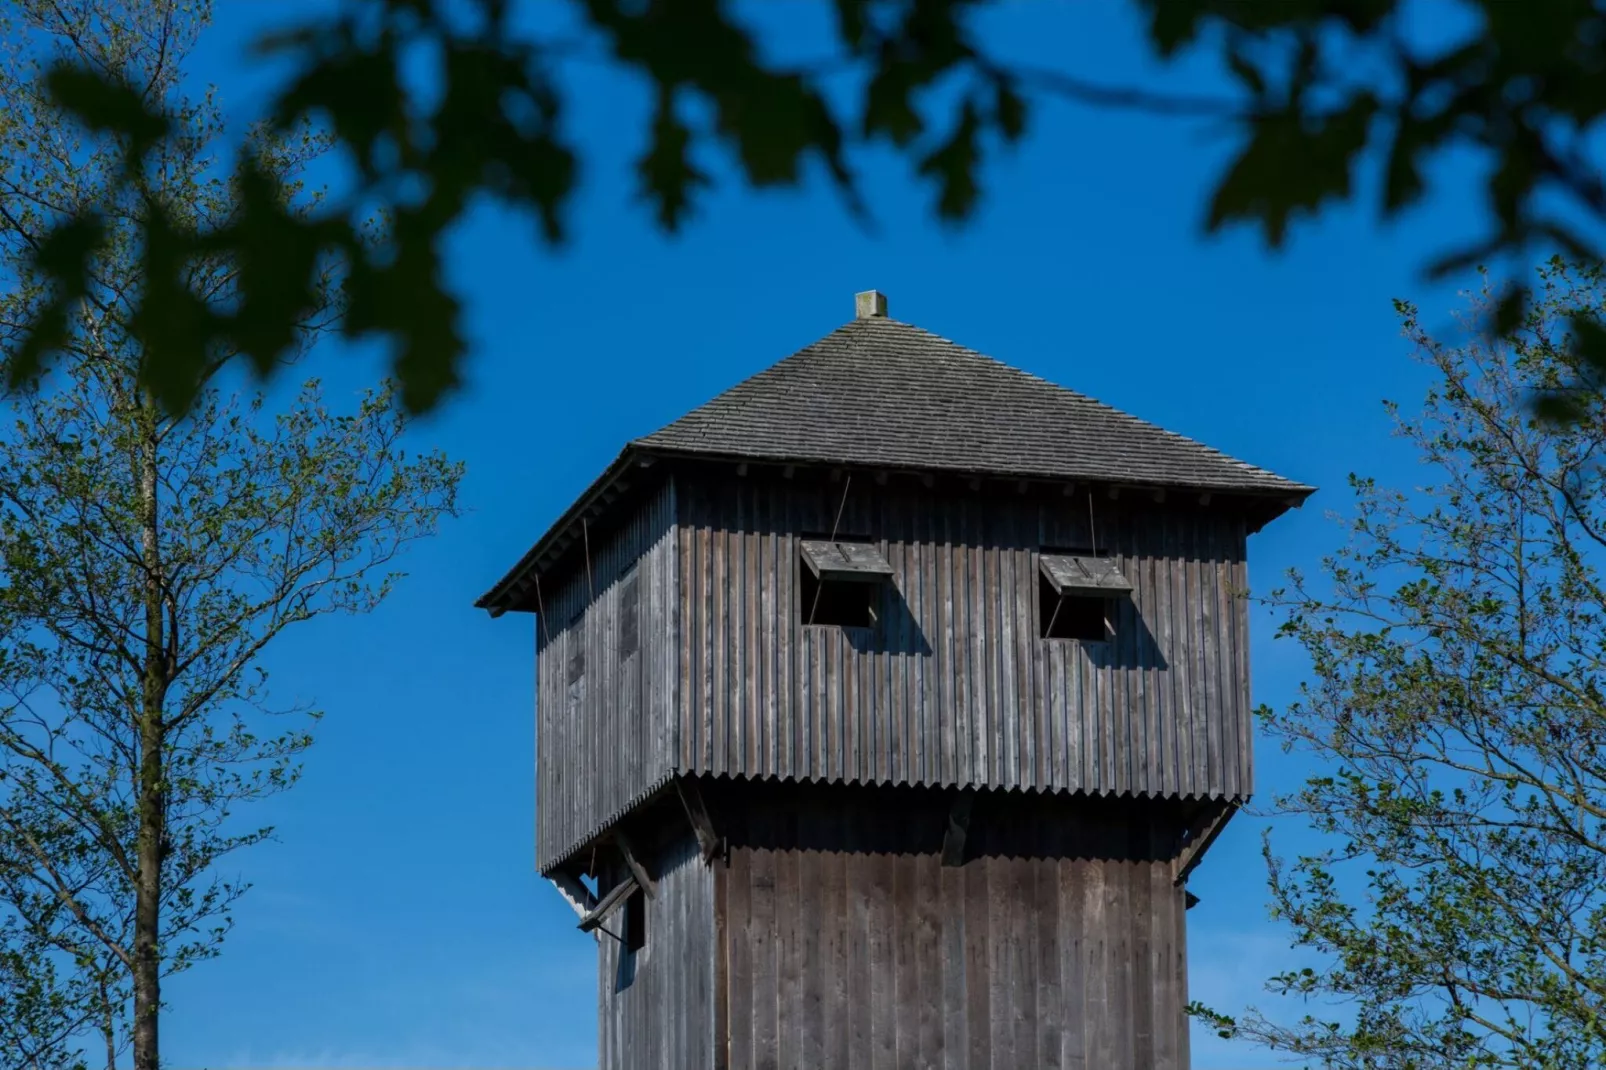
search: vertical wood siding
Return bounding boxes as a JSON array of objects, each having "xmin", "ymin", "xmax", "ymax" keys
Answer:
[
  {"xmin": 536, "ymin": 481, "xmax": 679, "ymax": 871},
  {"xmin": 675, "ymin": 478, "xmax": 1251, "ymax": 800},
  {"xmin": 715, "ymin": 785, "xmax": 1191, "ymax": 1070},
  {"xmin": 597, "ymin": 831, "xmax": 717, "ymax": 1070}
]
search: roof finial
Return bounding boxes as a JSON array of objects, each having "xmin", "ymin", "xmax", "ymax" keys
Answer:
[{"xmin": 855, "ymin": 290, "xmax": 888, "ymax": 319}]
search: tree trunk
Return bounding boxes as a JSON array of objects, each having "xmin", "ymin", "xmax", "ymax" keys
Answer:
[
  {"xmin": 132, "ymin": 405, "xmax": 165, "ymax": 1070},
  {"xmin": 102, "ymin": 976, "xmax": 118, "ymax": 1070}
]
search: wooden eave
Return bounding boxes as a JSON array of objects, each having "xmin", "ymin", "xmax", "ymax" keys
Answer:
[{"xmin": 474, "ymin": 445, "xmax": 1315, "ymax": 617}]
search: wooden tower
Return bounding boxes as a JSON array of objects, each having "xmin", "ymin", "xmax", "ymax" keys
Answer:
[{"xmin": 477, "ymin": 291, "xmax": 1311, "ymax": 1069}]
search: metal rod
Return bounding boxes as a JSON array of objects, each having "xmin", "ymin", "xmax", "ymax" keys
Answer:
[
  {"xmin": 534, "ymin": 573, "xmax": 551, "ymax": 646},
  {"xmin": 809, "ymin": 474, "xmax": 854, "ymax": 626},
  {"xmin": 582, "ymin": 517, "xmax": 595, "ymax": 601},
  {"xmin": 828, "ymin": 473, "xmax": 853, "ymax": 542}
]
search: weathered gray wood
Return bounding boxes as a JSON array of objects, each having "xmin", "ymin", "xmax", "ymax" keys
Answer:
[
  {"xmin": 1040, "ymin": 553, "xmax": 1133, "ymax": 595},
  {"xmin": 1035, "ymin": 851, "xmax": 1063, "ymax": 1070},
  {"xmin": 548, "ymin": 869, "xmax": 597, "ymax": 921},
  {"xmin": 530, "ymin": 471, "xmax": 1261, "ymax": 1065},
  {"xmin": 676, "ymin": 777, "xmax": 720, "ymax": 861},
  {"xmin": 535, "ymin": 481, "xmax": 678, "ymax": 873},
  {"xmin": 964, "ymin": 860, "xmax": 989, "ymax": 1069},
  {"xmin": 714, "ymin": 845, "xmax": 729, "ymax": 1070},
  {"xmin": 869, "ymin": 836, "xmax": 896, "ymax": 1070},
  {"xmin": 665, "ymin": 482, "xmax": 1255, "ymax": 815},
  {"xmin": 594, "ymin": 831, "xmax": 717, "ymax": 1070},
  {"xmin": 1175, "ymin": 799, "xmax": 1237, "ymax": 885},
  {"xmin": 613, "ymin": 829, "xmax": 656, "ymax": 899},
  {"xmin": 578, "ymin": 872, "xmax": 638, "ymax": 934},
  {"xmin": 727, "ymin": 838, "xmax": 752, "ymax": 1070},
  {"xmin": 749, "ymin": 812, "xmax": 778, "ymax": 1067},
  {"xmin": 801, "ymin": 538, "xmax": 895, "ymax": 581},
  {"xmin": 848, "ymin": 840, "xmax": 872, "ymax": 1067},
  {"xmin": 940, "ymin": 860, "xmax": 966, "ymax": 1070}
]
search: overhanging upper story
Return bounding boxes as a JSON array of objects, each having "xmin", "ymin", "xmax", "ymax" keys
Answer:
[
  {"xmin": 477, "ymin": 294, "xmax": 1314, "ymax": 873},
  {"xmin": 476, "ymin": 300, "xmax": 1311, "ymax": 619}
]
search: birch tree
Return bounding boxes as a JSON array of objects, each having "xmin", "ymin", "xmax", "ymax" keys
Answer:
[{"xmin": 0, "ymin": 5, "xmax": 463, "ymax": 1069}]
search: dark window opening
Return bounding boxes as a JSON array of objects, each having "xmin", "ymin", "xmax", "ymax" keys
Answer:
[
  {"xmin": 800, "ymin": 564, "xmax": 878, "ymax": 628},
  {"xmin": 798, "ymin": 538, "xmax": 890, "ymax": 629},
  {"xmin": 1040, "ymin": 573, "xmax": 1111, "ymax": 641},
  {"xmin": 625, "ymin": 887, "xmax": 646, "ymax": 952}
]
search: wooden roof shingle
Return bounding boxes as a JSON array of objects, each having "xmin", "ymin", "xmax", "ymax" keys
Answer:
[
  {"xmin": 476, "ymin": 309, "xmax": 1312, "ymax": 613},
  {"xmin": 634, "ymin": 315, "xmax": 1310, "ymax": 495}
]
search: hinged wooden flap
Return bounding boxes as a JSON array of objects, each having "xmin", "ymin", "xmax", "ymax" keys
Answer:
[
  {"xmin": 800, "ymin": 539, "xmax": 893, "ymax": 582},
  {"xmin": 1040, "ymin": 553, "xmax": 1133, "ymax": 596}
]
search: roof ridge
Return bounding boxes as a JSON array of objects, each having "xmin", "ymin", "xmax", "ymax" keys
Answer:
[
  {"xmin": 632, "ymin": 311, "xmax": 1311, "ymax": 496},
  {"xmin": 863, "ymin": 317, "xmax": 1290, "ymax": 483}
]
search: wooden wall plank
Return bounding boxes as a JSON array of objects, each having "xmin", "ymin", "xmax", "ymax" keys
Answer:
[
  {"xmin": 940, "ymin": 861, "xmax": 967, "ymax": 1070},
  {"xmin": 825, "ymin": 823, "xmax": 852, "ymax": 1070},
  {"xmin": 727, "ymin": 841, "xmax": 753, "ymax": 1070},
  {"xmin": 749, "ymin": 818, "xmax": 778, "ymax": 1069},
  {"xmin": 704, "ymin": 786, "xmax": 1196, "ymax": 1070},
  {"xmin": 963, "ymin": 859, "xmax": 990, "ymax": 1070},
  {"xmin": 778, "ymin": 841, "xmax": 804, "ymax": 1069},
  {"xmin": 913, "ymin": 852, "xmax": 943, "ymax": 1070},
  {"xmin": 869, "ymin": 837, "xmax": 896, "ymax": 1070},
  {"xmin": 535, "ymin": 481, "xmax": 678, "ymax": 872},
  {"xmin": 594, "ymin": 832, "xmax": 715, "ymax": 1070}
]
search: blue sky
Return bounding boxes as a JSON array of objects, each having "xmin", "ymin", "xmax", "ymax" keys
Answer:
[{"xmin": 159, "ymin": 3, "xmax": 1492, "ymax": 1068}]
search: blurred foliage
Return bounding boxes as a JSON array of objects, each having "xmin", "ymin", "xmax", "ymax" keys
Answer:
[{"xmin": 12, "ymin": 0, "xmax": 1606, "ymax": 413}]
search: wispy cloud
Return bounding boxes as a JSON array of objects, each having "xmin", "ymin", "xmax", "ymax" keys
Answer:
[{"xmin": 1190, "ymin": 925, "xmax": 1333, "ymax": 1070}]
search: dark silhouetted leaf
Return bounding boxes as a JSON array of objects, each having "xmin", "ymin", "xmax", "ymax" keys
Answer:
[
  {"xmin": 18, "ymin": 0, "xmax": 1606, "ymax": 425},
  {"xmin": 34, "ymin": 214, "xmax": 105, "ymax": 302},
  {"xmin": 1568, "ymin": 311, "xmax": 1606, "ymax": 390},
  {"xmin": 43, "ymin": 64, "xmax": 170, "ymax": 162},
  {"xmin": 1491, "ymin": 286, "xmax": 1527, "ymax": 338},
  {"xmin": 993, "ymin": 77, "xmax": 1027, "ymax": 142},
  {"xmin": 864, "ymin": 63, "xmax": 926, "ymax": 146},
  {"xmin": 640, "ymin": 89, "xmax": 709, "ymax": 231},
  {"xmin": 918, "ymin": 96, "xmax": 982, "ymax": 220},
  {"xmin": 1225, "ymin": 48, "xmax": 1265, "ymax": 98},
  {"xmin": 1382, "ymin": 118, "xmax": 1426, "ymax": 215},
  {"xmin": 8, "ymin": 304, "xmax": 69, "ymax": 390},
  {"xmin": 1208, "ymin": 93, "xmax": 1378, "ymax": 247}
]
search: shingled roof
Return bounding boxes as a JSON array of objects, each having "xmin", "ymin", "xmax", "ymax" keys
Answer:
[
  {"xmin": 476, "ymin": 295, "xmax": 1311, "ymax": 613},
  {"xmin": 634, "ymin": 311, "xmax": 1310, "ymax": 496}
]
